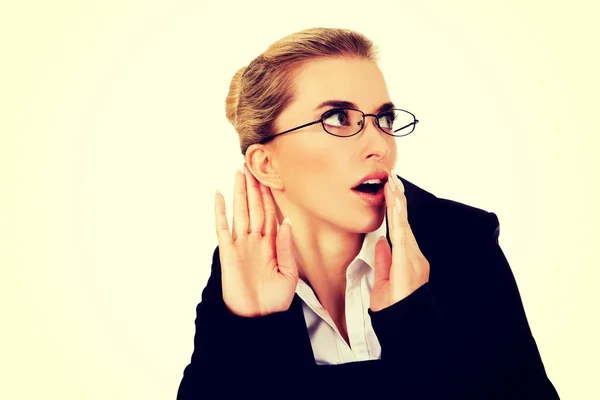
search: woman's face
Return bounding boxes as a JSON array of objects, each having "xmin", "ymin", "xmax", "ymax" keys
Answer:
[{"xmin": 269, "ymin": 57, "xmax": 398, "ymax": 234}]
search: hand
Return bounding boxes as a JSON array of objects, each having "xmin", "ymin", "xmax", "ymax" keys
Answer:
[
  {"xmin": 214, "ymin": 165, "xmax": 299, "ymax": 317},
  {"xmin": 370, "ymin": 172, "xmax": 430, "ymax": 312}
]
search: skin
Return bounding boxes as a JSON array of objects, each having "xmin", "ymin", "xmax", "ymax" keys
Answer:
[{"xmin": 214, "ymin": 57, "xmax": 430, "ymax": 345}]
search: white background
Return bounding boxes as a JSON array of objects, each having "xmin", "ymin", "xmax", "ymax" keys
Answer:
[{"xmin": 2, "ymin": 1, "xmax": 599, "ymax": 399}]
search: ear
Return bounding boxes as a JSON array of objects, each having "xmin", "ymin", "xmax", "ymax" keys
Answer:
[{"xmin": 245, "ymin": 144, "xmax": 284, "ymax": 191}]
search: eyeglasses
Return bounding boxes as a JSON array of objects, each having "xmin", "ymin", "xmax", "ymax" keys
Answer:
[{"xmin": 258, "ymin": 108, "xmax": 419, "ymax": 145}]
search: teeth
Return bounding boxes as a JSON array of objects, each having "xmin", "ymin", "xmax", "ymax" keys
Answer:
[{"xmin": 363, "ymin": 179, "xmax": 383, "ymax": 184}]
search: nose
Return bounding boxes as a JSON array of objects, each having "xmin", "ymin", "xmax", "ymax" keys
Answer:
[{"xmin": 359, "ymin": 115, "xmax": 392, "ymax": 160}]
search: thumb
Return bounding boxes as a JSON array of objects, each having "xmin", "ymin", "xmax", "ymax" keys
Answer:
[
  {"xmin": 275, "ymin": 218, "xmax": 299, "ymax": 281},
  {"xmin": 374, "ymin": 235, "xmax": 392, "ymax": 284}
]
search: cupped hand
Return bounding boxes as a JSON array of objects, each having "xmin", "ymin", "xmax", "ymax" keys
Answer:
[
  {"xmin": 371, "ymin": 172, "xmax": 431, "ymax": 312},
  {"xmin": 214, "ymin": 165, "xmax": 299, "ymax": 317}
]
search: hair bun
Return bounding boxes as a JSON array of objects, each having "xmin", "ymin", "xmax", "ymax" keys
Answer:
[{"xmin": 225, "ymin": 66, "xmax": 247, "ymax": 126}]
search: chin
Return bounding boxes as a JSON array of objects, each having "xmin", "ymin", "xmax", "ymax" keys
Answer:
[{"xmin": 349, "ymin": 206, "xmax": 386, "ymax": 233}]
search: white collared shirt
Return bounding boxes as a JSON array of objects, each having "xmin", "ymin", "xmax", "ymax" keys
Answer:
[{"xmin": 295, "ymin": 215, "xmax": 388, "ymax": 365}]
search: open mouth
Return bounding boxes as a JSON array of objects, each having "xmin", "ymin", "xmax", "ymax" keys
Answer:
[{"xmin": 352, "ymin": 180, "xmax": 385, "ymax": 194}]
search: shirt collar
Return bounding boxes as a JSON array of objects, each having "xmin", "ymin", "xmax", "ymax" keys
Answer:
[{"xmin": 356, "ymin": 213, "xmax": 388, "ymax": 271}]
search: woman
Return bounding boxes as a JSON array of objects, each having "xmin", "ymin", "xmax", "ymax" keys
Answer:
[{"xmin": 177, "ymin": 28, "xmax": 559, "ymax": 399}]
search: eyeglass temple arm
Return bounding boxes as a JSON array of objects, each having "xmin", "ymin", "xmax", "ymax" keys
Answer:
[
  {"xmin": 395, "ymin": 119, "xmax": 419, "ymax": 131},
  {"xmin": 258, "ymin": 119, "xmax": 322, "ymax": 144}
]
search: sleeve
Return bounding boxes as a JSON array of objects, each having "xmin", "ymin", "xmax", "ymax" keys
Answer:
[
  {"xmin": 367, "ymin": 212, "xmax": 560, "ymax": 399},
  {"xmin": 176, "ymin": 246, "xmax": 314, "ymax": 399}
]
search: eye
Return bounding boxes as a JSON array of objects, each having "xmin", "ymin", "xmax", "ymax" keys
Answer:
[
  {"xmin": 378, "ymin": 110, "xmax": 397, "ymax": 129},
  {"xmin": 322, "ymin": 109, "xmax": 352, "ymax": 127}
]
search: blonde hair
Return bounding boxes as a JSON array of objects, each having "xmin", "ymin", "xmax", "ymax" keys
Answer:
[{"xmin": 225, "ymin": 27, "xmax": 378, "ymax": 155}]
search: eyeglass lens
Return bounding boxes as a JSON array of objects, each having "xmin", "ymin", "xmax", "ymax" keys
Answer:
[{"xmin": 321, "ymin": 108, "xmax": 415, "ymax": 137}]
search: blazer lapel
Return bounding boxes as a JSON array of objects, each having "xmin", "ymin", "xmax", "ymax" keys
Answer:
[{"xmin": 288, "ymin": 293, "xmax": 318, "ymax": 364}]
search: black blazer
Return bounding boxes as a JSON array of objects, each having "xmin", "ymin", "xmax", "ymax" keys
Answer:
[{"xmin": 177, "ymin": 175, "xmax": 560, "ymax": 399}]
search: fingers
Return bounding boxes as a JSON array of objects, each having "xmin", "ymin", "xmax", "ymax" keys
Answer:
[
  {"xmin": 392, "ymin": 171, "xmax": 405, "ymax": 194},
  {"xmin": 244, "ymin": 165, "xmax": 265, "ymax": 234},
  {"xmin": 388, "ymin": 173, "xmax": 422, "ymax": 255},
  {"xmin": 387, "ymin": 172, "xmax": 407, "ymax": 222},
  {"xmin": 386, "ymin": 172, "xmax": 425, "ymax": 272},
  {"xmin": 386, "ymin": 172, "xmax": 408, "ymax": 227},
  {"xmin": 260, "ymin": 180, "xmax": 277, "ymax": 237},
  {"xmin": 214, "ymin": 190, "xmax": 234, "ymax": 249},
  {"xmin": 385, "ymin": 173, "xmax": 409, "ymax": 264},
  {"xmin": 275, "ymin": 218, "xmax": 298, "ymax": 281},
  {"xmin": 373, "ymin": 236, "xmax": 392, "ymax": 283},
  {"xmin": 390, "ymin": 183, "xmax": 408, "ymax": 248},
  {"xmin": 232, "ymin": 169, "xmax": 249, "ymax": 240}
]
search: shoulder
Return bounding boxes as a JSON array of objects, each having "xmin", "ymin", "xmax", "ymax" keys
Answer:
[
  {"xmin": 399, "ymin": 175, "xmax": 500, "ymax": 247},
  {"xmin": 434, "ymin": 197, "xmax": 500, "ymax": 243}
]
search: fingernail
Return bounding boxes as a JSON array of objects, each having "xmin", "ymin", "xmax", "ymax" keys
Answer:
[
  {"xmin": 393, "ymin": 171, "xmax": 404, "ymax": 192},
  {"xmin": 388, "ymin": 173, "xmax": 396, "ymax": 191},
  {"xmin": 395, "ymin": 197, "xmax": 401, "ymax": 214},
  {"xmin": 282, "ymin": 217, "xmax": 291, "ymax": 226}
]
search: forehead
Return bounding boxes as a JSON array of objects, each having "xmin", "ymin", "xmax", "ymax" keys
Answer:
[{"xmin": 291, "ymin": 57, "xmax": 391, "ymax": 112}]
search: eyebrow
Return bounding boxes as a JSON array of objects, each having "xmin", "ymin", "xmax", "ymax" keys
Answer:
[{"xmin": 314, "ymin": 100, "xmax": 396, "ymax": 114}]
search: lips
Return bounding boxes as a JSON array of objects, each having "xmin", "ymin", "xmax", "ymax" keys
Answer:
[{"xmin": 351, "ymin": 171, "xmax": 390, "ymax": 194}]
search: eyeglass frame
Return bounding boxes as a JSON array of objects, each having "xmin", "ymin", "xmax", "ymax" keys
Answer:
[{"xmin": 257, "ymin": 107, "xmax": 419, "ymax": 145}]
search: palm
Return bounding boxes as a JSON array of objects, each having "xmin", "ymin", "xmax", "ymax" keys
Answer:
[
  {"xmin": 223, "ymin": 234, "xmax": 296, "ymax": 316},
  {"xmin": 214, "ymin": 166, "xmax": 298, "ymax": 317}
]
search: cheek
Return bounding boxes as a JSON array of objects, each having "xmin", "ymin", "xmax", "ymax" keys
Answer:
[
  {"xmin": 281, "ymin": 137, "xmax": 337, "ymax": 174},
  {"xmin": 281, "ymin": 144, "xmax": 345, "ymax": 198},
  {"xmin": 387, "ymin": 137, "xmax": 398, "ymax": 159}
]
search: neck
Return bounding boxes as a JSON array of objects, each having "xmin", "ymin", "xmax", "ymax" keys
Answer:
[{"xmin": 276, "ymin": 206, "xmax": 365, "ymax": 321}]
